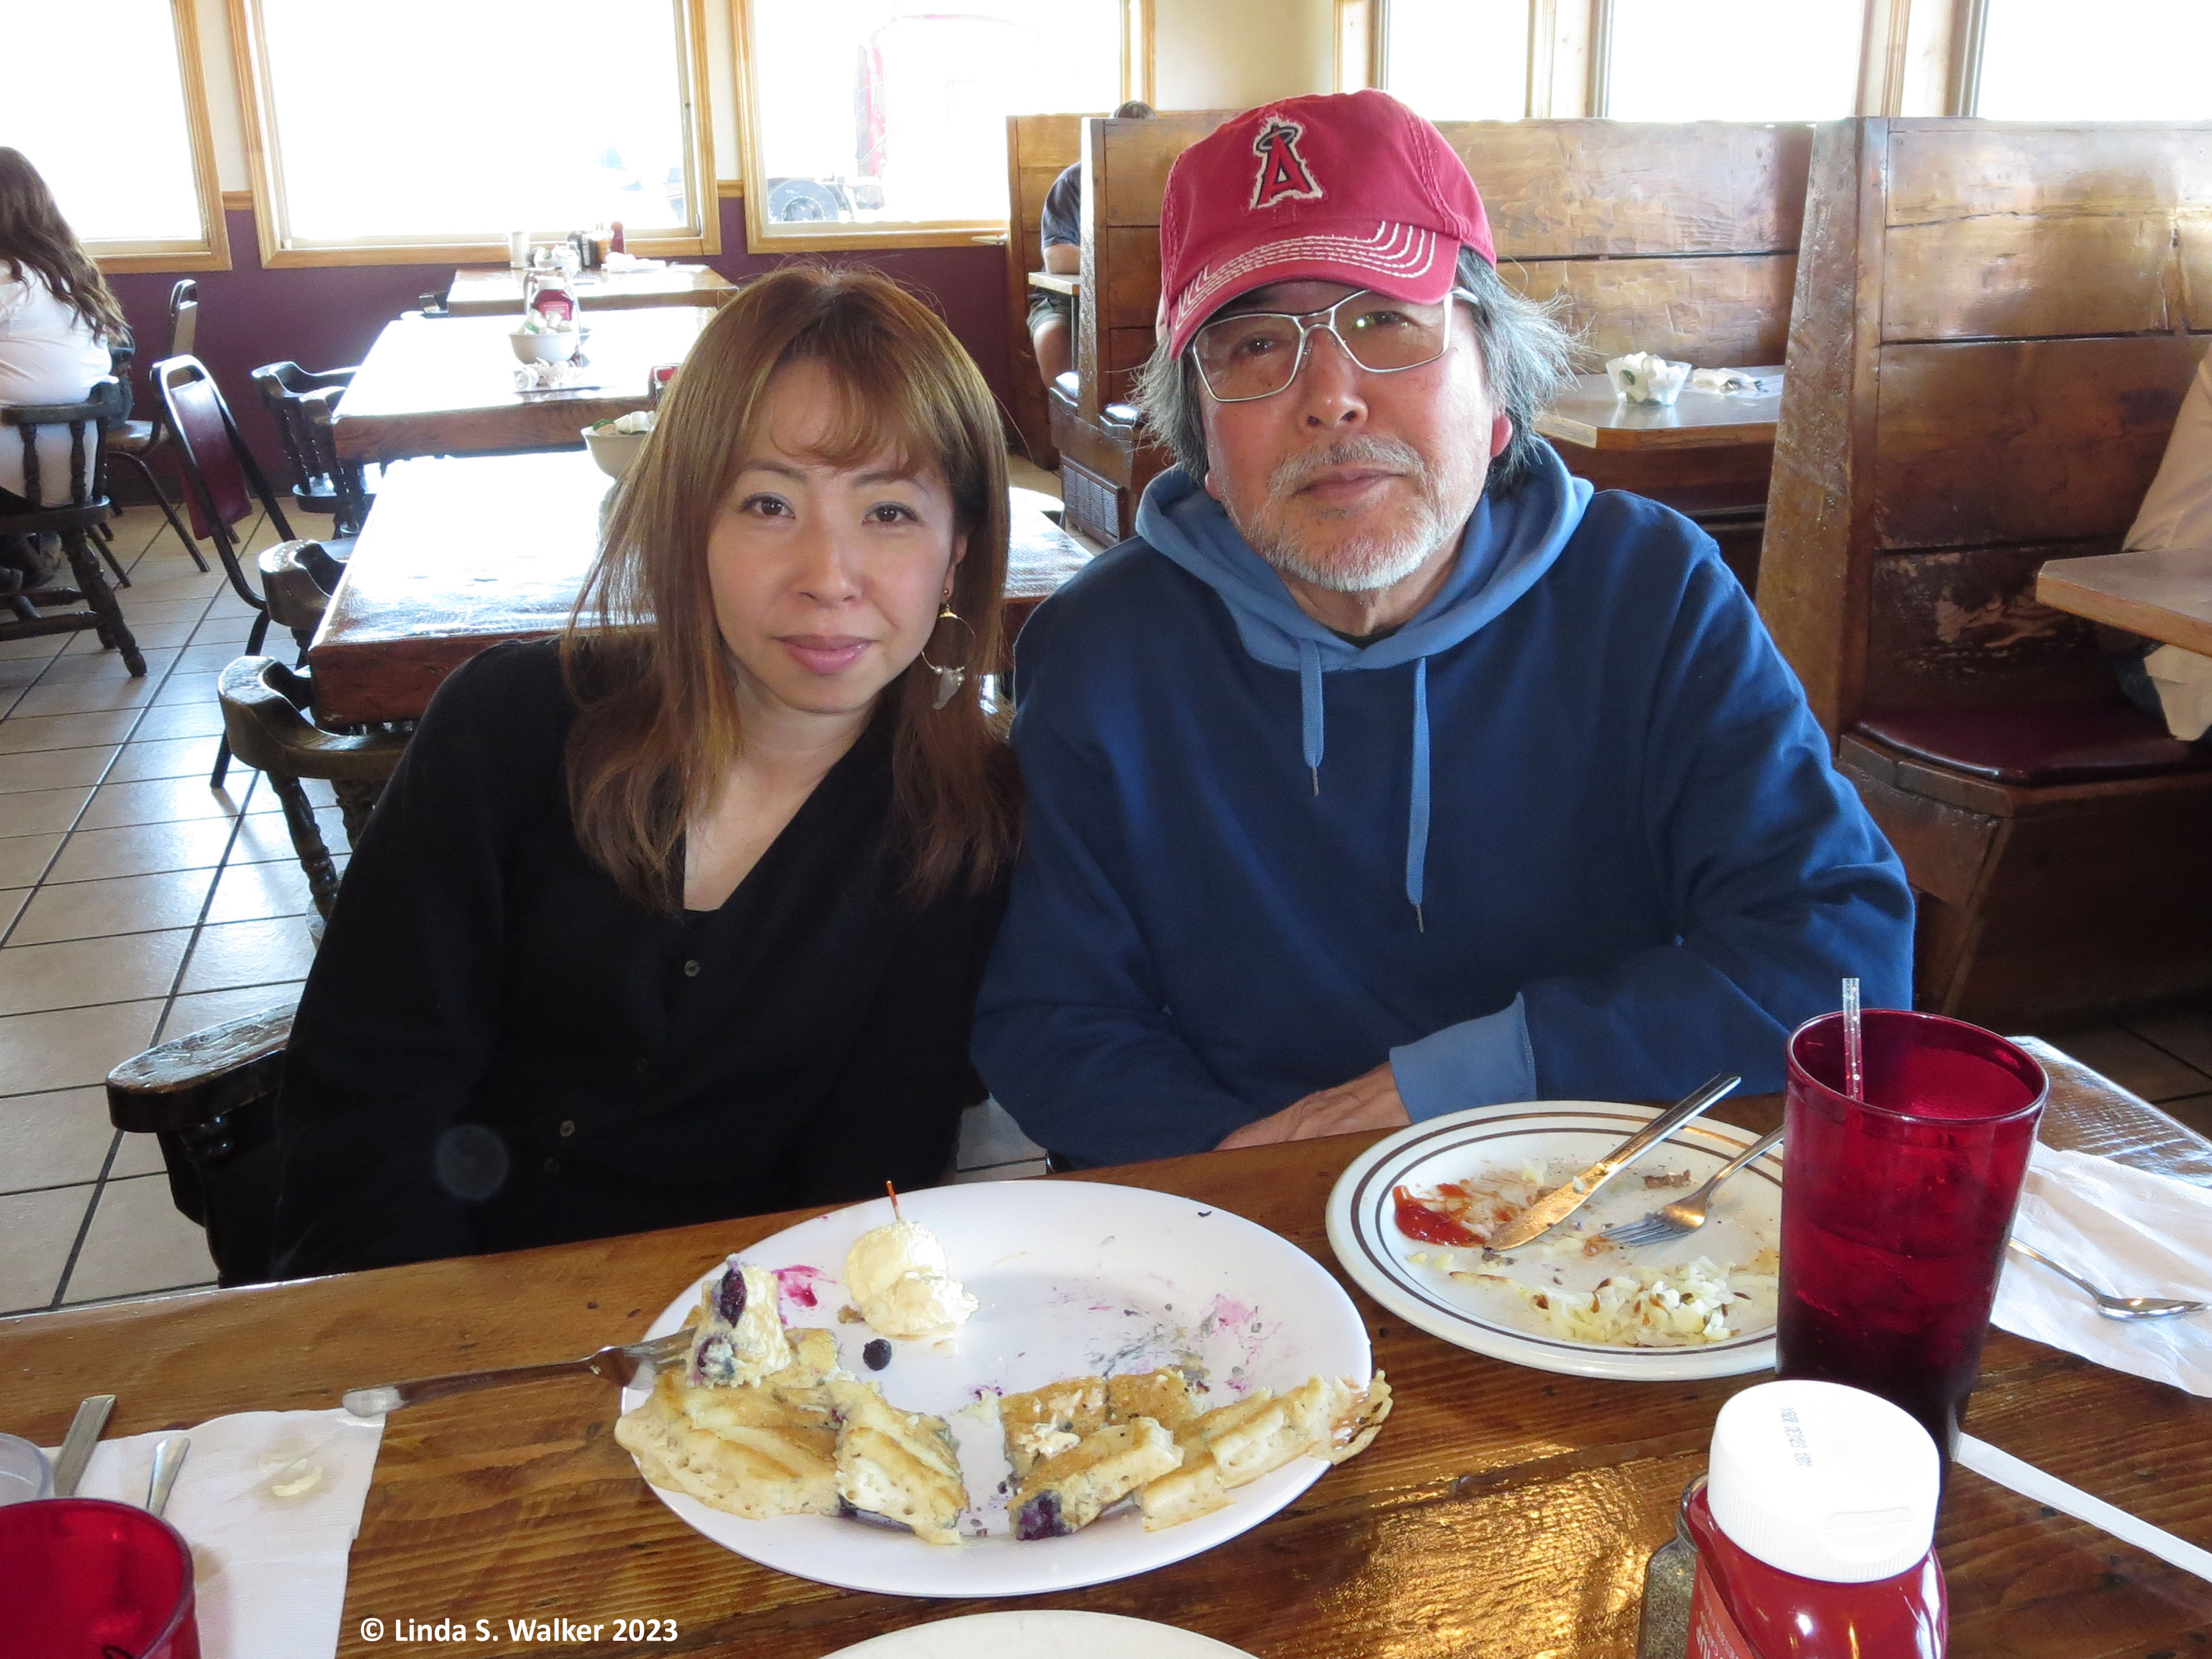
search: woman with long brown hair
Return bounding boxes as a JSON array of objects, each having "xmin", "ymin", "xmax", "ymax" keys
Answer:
[
  {"xmin": 0, "ymin": 149, "xmax": 128, "ymax": 581},
  {"xmin": 272, "ymin": 265, "xmax": 1021, "ymax": 1275}
]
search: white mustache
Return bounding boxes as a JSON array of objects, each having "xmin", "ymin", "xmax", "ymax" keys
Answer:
[{"xmin": 1267, "ymin": 436, "xmax": 1428, "ymax": 499}]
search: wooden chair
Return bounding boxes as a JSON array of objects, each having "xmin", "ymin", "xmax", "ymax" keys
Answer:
[
  {"xmin": 250, "ymin": 361, "xmax": 370, "ymax": 534},
  {"xmin": 108, "ymin": 1000, "xmax": 294, "ymax": 1287},
  {"xmin": 1056, "ymin": 114, "xmax": 1811, "ymax": 580},
  {"xmin": 1759, "ymin": 117, "xmax": 2212, "ymax": 1028},
  {"xmin": 1002, "ymin": 113, "xmax": 1094, "ymax": 470},
  {"xmin": 0, "ymin": 377, "xmax": 147, "ymax": 674},
  {"xmin": 218, "ymin": 653, "xmax": 406, "ymax": 922},
  {"xmin": 101, "ymin": 280, "xmax": 205, "ymax": 569}
]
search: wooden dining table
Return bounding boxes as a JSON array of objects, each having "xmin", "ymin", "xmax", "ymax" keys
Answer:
[
  {"xmin": 2036, "ymin": 549, "xmax": 2212, "ymax": 658},
  {"xmin": 332, "ymin": 309, "xmax": 714, "ymax": 467},
  {"xmin": 1533, "ymin": 368, "xmax": 1784, "ymax": 452},
  {"xmin": 1, "ymin": 1039, "xmax": 2206, "ymax": 1657},
  {"xmin": 444, "ymin": 265, "xmax": 734, "ymax": 318},
  {"xmin": 306, "ymin": 450, "xmax": 1096, "ymax": 726}
]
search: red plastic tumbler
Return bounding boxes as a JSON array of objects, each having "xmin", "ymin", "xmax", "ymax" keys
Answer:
[
  {"xmin": 1775, "ymin": 1009, "xmax": 2047, "ymax": 1459},
  {"xmin": 0, "ymin": 1497, "xmax": 200, "ymax": 1658}
]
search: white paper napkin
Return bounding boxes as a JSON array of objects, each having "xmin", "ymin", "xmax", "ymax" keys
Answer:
[
  {"xmin": 1992, "ymin": 1142, "xmax": 2212, "ymax": 1397},
  {"xmin": 44, "ymin": 1408, "xmax": 385, "ymax": 1659}
]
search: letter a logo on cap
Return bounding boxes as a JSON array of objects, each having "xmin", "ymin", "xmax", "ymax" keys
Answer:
[{"xmin": 1250, "ymin": 117, "xmax": 1324, "ymax": 210}]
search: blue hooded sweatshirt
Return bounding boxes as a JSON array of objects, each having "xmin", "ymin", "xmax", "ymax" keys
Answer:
[{"xmin": 973, "ymin": 447, "xmax": 1914, "ymax": 1166}]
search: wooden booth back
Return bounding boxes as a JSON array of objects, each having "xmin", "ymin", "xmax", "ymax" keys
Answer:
[
  {"xmin": 1003, "ymin": 113, "xmax": 1094, "ymax": 470},
  {"xmin": 1058, "ymin": 115, "xmax": 1812, "ymax": 549},
  {"xmin": 1761, "ymin": 118, "xmax": 2212, "ymax": 740}
]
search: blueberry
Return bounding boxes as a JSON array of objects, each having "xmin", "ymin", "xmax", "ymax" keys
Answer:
[
  {"xmin": 1013, "ymin": 1491, "xmax": 1068, "ymax": 1541},
  {"xmin": 712, "ymin": 1264, "xmax": 748, "ymax": 1325},
  {"xmin": 862, "ymin": 1338, "xmax": 892, "ymax": 1371}
]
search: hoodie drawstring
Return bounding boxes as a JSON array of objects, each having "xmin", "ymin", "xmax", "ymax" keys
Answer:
[
  {"xmin": 1298, "ymin": 639, "xmax": 1324, "ymax": 795},
  {"xmin": 1407, "ymin": 658, "xmax": 1430, "ymax": 933},
  {"xmin": 1303, "ymin": 647, "xmax": 1433, "ymax": 932}
]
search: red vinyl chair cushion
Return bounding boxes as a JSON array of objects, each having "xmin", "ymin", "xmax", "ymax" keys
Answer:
[{"xmin": 1854, "ymin": 701, "xmax": 2209, "ymax": 785}]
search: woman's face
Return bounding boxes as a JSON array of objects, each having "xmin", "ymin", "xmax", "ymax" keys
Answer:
[{"xmin": 706, "ymin": 358, "xmax": 966, "ymax": 721}]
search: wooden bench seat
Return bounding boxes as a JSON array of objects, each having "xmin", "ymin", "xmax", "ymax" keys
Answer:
[{"xmin": 1761, "ymin": 117, "xmax": 2212, "ymax": 1027}]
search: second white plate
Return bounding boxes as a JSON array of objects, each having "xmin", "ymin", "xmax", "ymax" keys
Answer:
[{"xmin": 1325, "ymin": 1101, "xmax": 1782, "ymax": 1381}]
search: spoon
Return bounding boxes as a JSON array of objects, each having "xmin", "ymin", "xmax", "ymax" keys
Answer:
[
  {"xmin": 145, "ymin": 1434, "xmax": 190, "ymax": 1518},
  {"xmin": 2008, "ymin": 1239, "xmax": 2208, "ymax": 1320}
]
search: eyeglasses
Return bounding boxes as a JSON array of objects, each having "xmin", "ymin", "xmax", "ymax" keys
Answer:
[{"xmin": 1189, "ymin": 288, "xmax": 1475, "ymax": 404}]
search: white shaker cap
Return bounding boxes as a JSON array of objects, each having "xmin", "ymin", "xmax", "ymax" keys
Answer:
[{"xmin": 1707, "ymin": 1380, "xmax": 1940, "ymax": 1584}]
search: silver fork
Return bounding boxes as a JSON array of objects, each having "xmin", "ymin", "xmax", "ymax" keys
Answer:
[
  {"xmin": 1600, "ymin": 1125, "xmax": 1785, "ymax": 1248},
  {"xmin": 2007, "ymin": 1239, "xmax": 2209, "ymax": 1321},
  {"xmin": 341, "ymin": 1328, "xmax": 692, "ymax": 1417}
]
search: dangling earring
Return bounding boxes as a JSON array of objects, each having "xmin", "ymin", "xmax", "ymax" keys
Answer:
[{"xmin": 920, "ymin": 604, "xmax": 973, "ymax": 711}]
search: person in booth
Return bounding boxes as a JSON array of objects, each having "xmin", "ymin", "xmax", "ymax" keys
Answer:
[
  {"xmin": 973, "ymin": 91, "xmax": 1914, "ymax": 1165},
  {"xmin": 1027, "ymin": 101, "xmax": 1153, "ymax": 388},
  {"xmin": 272, "ymin": 267, "xmax": 1021, "ymax": 1273}
]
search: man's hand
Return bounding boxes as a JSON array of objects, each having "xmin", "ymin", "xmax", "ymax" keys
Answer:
[{"xmin": 1216, "ymin": 1062, "xmax": 1411, "ymax": 1150}]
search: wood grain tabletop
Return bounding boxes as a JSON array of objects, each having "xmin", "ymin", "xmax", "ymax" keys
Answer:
[
  {"xmin": 332, "ymin": 310, "xmax": 714, "ymax": 466},
  {"xmin": 445, "ymin": 267, "xmax": 734, "ymax": 319},
  {"xmin": 1534, "ymin": 368, "xmax": 1783, "ymax": 452},
  {"xmin": 2, "ymin": 1060, "xmax": 2205, "ymax": 1657},
  {"xmin": 2036, "ymin": 549, "xmax": 2212, "ymax": 659}
]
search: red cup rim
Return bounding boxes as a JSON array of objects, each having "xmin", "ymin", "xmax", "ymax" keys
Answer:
[
  {"xmin": 0, "ymin": 1495, "xmax": 197, "ymax": 1653},
  {"xmin": 1787, "ymin": 1008, "xmax": 2048, "ymax": 1128}
]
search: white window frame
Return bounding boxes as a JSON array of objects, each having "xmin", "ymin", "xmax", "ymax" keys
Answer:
[
  {"xmin": 72, "ymin": 0, "xmax": 233, "ymax": 273},
  {"xmin": 227, "ymin": 0, "xmax": 719, "ymax": 268}
]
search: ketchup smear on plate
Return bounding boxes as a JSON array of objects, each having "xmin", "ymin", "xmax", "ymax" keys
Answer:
[{"xmin": 1392, "ymin": 1186, "xmax": 1479, "ymax": 1246}]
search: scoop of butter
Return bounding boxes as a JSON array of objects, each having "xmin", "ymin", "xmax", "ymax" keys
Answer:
[{"xmin": 844, "ymin": 1219, "xmax": 977, "ymax": 1341}]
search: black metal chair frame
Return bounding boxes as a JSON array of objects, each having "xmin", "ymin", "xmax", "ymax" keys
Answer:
[
  {"xmin": 1, "ymin": 377, "xmax": 147, "ymax": 674},
  {"xmin": 98, "ymin": 281, "xmax": 206, "ymax": 572}
]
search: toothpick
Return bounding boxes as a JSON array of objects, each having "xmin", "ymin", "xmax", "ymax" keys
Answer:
[{"xmin": 885, "ymin": 1181, "xmax": 903, "ymax": 1222}]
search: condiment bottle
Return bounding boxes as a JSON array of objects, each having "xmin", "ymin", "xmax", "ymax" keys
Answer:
[
  {"xmin": 609, "ymin": 219, "xmax": 626, "ymax": 254},
  {"xmin": 1683, "ymin": 1380, "xmax": 1947, "ymax": 1658}
]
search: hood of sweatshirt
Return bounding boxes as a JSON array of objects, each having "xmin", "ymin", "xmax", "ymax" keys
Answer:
[{"xmin": 1133, "ymin": 443, "xmax": 1593, "ymax": 926}]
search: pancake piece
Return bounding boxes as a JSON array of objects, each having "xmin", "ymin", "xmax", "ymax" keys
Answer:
[
  {"xmin": 997, "ymin": 1375, "xmax": 1107, "ymax": 1480},
  {"xmin": 1012, "ymin": 1417, "xmax": 1182, "ymax": 1540},
  {"xmin": 1105, "ymin": 1369, "xmax": 1199, "ymax": 1432},
  {"xmin": 834, "ymin": 1387, "xmax": 967, "ymax": 1546},
  {"xmin": 1136, "ymin": 1371, "xmax": 1392, "ymax": 1531},
  {"xmin": 614, "ymin": 1368, "xmax": 838, "ymax": 1521}
]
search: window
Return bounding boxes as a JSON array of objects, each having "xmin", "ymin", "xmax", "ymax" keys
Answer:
[
  {"xmin": 737, "ymin": 0, "xmax": 1131, "ymax": 251},
  {"xmin": 1381, "ymin": 0, "xmax": 1531, "ymax": 120},
  {"xmin": 0, "ymin": 0, "xmax": 228, "ymax": 271},
  {"xmin": 1973, "ymin": 0, "xmax": 2212, "ymax": 118},
  {"xmin": 231, "ymin": 0, "xmax": 714, "ymax": 266},
  {"xmin": 1600, "ymin": 0, "xmax": 1866, "ymax": 121}
]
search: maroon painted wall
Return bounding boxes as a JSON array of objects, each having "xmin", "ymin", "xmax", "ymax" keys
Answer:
[{"xmin": 104, "ymin": 196, "xmax": 1014, "ymax": 481}]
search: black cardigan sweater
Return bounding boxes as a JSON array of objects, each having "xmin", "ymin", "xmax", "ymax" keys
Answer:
[{"xmin": 270, "ymin": 640, "xmax": 1008, "ymax": 1275}]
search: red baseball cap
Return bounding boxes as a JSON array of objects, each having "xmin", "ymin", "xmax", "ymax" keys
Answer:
[{"xmin": 1158, "ymin": 90, "xmax": 1495, "ymax": 359}]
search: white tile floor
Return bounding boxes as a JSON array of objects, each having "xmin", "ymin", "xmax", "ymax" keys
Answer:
[{"xmin": 0, "ymin": 472, "xmax": 1053, "ymax": 1317}]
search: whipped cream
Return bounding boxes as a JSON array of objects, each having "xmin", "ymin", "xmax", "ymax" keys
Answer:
[{"xmin": 844, "ymin": 1218, "xmax": 977, "ymax": 1341}]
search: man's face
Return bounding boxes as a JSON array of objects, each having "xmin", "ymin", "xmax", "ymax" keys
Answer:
[{"xmin": 1197, "ymin": 280, "xmax": 1511, "ymax": 594}]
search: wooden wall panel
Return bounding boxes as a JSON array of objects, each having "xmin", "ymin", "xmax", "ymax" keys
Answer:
[
  {"xmin": 1882, "ymin": 215, "xmax": 2187, "ymax": 341},
  {"xmin": 1101, "ymin": 226, "xmax": 1165, "ymax": 329},
  {"xmin": 1459, "ymin": 122, "xmax": 1812, "ymax": 259},
  {"xmin": 1861, "ymin": 543, "xmax": 2119, "ymax": 714},
  {"xmin": 1504, "ymin": 254, "xmax": 1796, "ymax": 368},
  {"xmin": 1097, "ymin": 113, "xmax": 1236, "ymax": 226},
  {"xmin": 1872, "ymin": 336, "xmax": 2209, "ymax": 551}
]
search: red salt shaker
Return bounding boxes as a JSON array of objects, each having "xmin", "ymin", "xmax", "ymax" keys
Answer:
[{"xmin": 1682, "ymin": 1380, "xmax": 1947, "ymax": 1658}]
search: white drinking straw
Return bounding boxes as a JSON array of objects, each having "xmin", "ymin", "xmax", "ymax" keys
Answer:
[
  {"xmin": 1959, "ymin": 1434, "xmax": 2212, "ymax": 1584},
  {"xmin": 1841, "ymin": 976, "xmax": 1865, "ymax": 1102}
]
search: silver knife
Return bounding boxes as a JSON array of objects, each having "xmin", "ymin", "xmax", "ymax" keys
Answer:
[
  {"xmin": 1488, "ymin": 1073, "xmax": 1741, "ymax": 1249},
  {"xmin": 51, "ymin": 1394, "xmax": 115, "ymax": 1499}
]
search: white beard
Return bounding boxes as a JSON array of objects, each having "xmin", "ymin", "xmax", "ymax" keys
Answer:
[{"xmin": 1232, "ymin": 435, "xmax": 1469, "ymax": 595}]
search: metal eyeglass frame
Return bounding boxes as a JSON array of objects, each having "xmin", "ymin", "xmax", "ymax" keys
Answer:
[{"xmin": 1188, "ymin": 286, "xmax": 1479, "ymax": 404}]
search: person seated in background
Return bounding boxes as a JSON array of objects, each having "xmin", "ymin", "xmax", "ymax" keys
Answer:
[
  {"xmin": 1028, "ymin": 101, "xmax": 1152, "ymax": 389},
  {"xmin": 974, "ymin": 91, "xmax": 1914, "ymax": 1166},
  {"xmin": 0, "ymin": 147, "xmax": 126, "ymax": 589},
  {"xmin": 273, "ymin": 267, "xmax": 1022, "ymax": 1274},
  {"xmin": 2109, "ymin": 351, "xmax": 2212, "ymax": 741}
]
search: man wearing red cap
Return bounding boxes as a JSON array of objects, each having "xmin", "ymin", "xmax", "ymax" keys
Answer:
[{"xmin": 974, "ymin": 92, "xmax": 1912, "ymax": 1164}]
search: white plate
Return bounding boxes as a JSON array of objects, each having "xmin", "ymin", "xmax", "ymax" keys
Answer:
[
  {"xmin": 620, "ymin": 1181, "xmax": 1371, "ymax": 1597},
  {"xmin": 1326, "ymin": 1102, "xmax": 1782, "ymax": 1382},
  {"xmin": 829, "ymin": 1611, "xmax": 1254, "ymax": 1658}
]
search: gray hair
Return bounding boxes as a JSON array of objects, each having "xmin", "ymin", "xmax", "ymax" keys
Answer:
[{"xmin": 1135, "ymin": 248, "xmax": 1578, "ymax": 496}]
